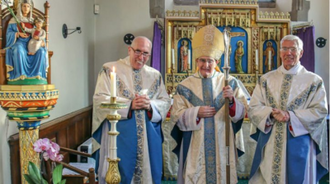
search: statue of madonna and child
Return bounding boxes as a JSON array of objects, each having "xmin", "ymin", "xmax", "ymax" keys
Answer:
[{"xmin": 5, "ymin": 0, "xmax": 48, "ymax": 85}]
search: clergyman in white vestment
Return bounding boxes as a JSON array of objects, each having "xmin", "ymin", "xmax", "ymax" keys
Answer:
[
  {"xmin": 249, "ymin": 35, "xmax": 328, "ymax": 184},
  {"xmin": 92, "ymin": 37, "xmax": 171, "ymax": 184},
  {"xmin": 171, "ymin": 25, "xmax": 248, "ymax": 184}
]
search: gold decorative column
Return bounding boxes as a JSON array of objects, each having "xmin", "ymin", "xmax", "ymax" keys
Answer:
[
  {"xmin": 101, "ymin": 97, "xmax": 127, "ymax": 184},
  {"xmin": 19, "ymin": 123, "xmax": 40, "ymax": 184}
]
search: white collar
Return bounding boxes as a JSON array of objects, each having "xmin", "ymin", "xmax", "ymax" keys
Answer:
[
  {"xmin": 196, "ymin": 70, "xmax": 216, "ymax": 79},
  {"xmin": 280, "ymin": 61, "xmax": 302, "ymax": 75}
]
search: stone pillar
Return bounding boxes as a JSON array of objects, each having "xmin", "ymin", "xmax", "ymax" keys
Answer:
[{"xmin": 290, "ymin": 0, "xmax": 310, "ymax": 21}]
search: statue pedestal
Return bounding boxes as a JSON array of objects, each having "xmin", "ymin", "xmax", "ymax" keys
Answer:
[{"xmin": 0, "ymin": 84, "xmax": 59, "ymax": 184}]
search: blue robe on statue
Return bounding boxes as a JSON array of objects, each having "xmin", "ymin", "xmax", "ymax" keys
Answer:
[{"xmin": 5, "ymin": 21, "xmax": 48, "ymax": 83}]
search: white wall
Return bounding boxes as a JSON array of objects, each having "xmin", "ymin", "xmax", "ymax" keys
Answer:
[
  {"xmin": 308, "ymin": 0, "xmax": 329, "ymax": 104},
  {"xmin": 0, "ymin": 0, "xmax": 95, "ymax": 183},
  {"xmin": 94, "ymin": 0, "xmax": 155, "ymax": 83}
]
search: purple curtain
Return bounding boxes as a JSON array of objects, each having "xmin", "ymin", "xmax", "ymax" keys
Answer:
[
  {"xmin": 151, "ymin": 21, "xmax": 162, "ymax": 71},
  {"xmin": 295, "ymin": 26, "xmax": 315, "ymax": 72}
]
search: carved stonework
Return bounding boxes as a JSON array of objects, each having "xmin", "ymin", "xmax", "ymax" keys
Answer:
[
  {"xmin": 166, "ymin": 10, "xmax": 200, "ymax": 17},
  {"xmin": 173, "ymin": 24, "xmax": 196, "ymax": 40},
  {"xmin": 259, "ymin": 11, "xmax": 290, "ymax": 20},
  {"xmin": 149, "ymin": 0, "xmax": 165, "ymax": 18},
  {"xmin": 290, "ymin": 0, "xmax": 310, "ymax": 21},
  {"xmin": 252, "ymin": 27, "xmax": 259, "ymax": 72},
  {"xmin": 174, "ymin": 0, "xmax": 199, "ymax": 5},
  {"xmin": 207, "ymin": 10, "xmax": 251, "ymax": 28}
]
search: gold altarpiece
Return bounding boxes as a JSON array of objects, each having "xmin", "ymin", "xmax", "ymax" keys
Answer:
[
  {"xmin": 162, "ymin": 0, "xmax": 291, "ymax": 180},
  {"xmin": 165, "ymin": 2, "xmax": 291, "ymax": 95}
]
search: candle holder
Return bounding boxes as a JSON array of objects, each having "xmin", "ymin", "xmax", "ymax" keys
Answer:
[
  {"xmin": 267, "ymin": 66, "xmax": 272, "ymax": 73},
  {"xmin": 171, "ymin": 65, "xmax": 176, "ymax": 95},
  {"xmin": 101, "ymin": 97, "xmax": 127, "ymax": 184},
  {"xmin": 255, "ymin": 67, "xmax": 259, "ymax": 85}
]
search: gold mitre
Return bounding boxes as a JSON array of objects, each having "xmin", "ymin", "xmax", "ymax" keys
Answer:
[
  {"xmin": 192, "ymin": 25, "xmax": 225, "ymax": 62},
  {"xmin": 21, "ymin": 0, "xmax": 33, "ymax": 5}
]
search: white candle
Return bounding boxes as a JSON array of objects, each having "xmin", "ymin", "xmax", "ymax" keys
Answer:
[
  {"xmin": 110, "ymin": 66, "xmax": 116, "ymax": 97},
  {"xmin": 188, "ymin": 49, "xmax": 191, "ymax": 68},
  {"xmin": 268, "ymin": 50, "xmax": 272, "ymax": 70},
  {"xmin": 171, "ymin": 49, "xmax": 175, "ymax": 67},
  {"xmin": 255, "ymin": 49, "xmax": 258, "ymax": 67}
]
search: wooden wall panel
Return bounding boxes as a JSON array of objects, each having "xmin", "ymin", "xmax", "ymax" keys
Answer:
[
  {"xmin": 8, "ymin": 106, "xmax": 93, "ymax": 184},
  {"xmin": 67, "ymin": 123, "xmax": 77, "ymax": 148}
]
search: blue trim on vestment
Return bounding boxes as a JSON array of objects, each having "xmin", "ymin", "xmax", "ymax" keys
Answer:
[
  {"xmin": 232, "ymin": 118, "xmax": 244, "ymax": 157},
  {"xmin": 175, "ymin": 84, "xmax": 204, "ymax": 106},
  {"xmin": 145, "ymin": 112, "xmax": 163, "ymax": 184},
  {"xmin": 171, "ymin": 77, "xmax": 244, "ymax": 182},
  {"xmin": 250, "ymin": 125, "xmax": 328, "ymax": 183},
  {"xmin": 202, "ymin": 78, "xmax": 217, "ymax": 183},
  {"xmin": 250, "ymin": 128, "xmax": 272, "ymax": 178},
  {"xmin": 287, "ymin": 124, "xmax": 309, "ymax": 184},
  {"xmin": 317, "ymin": 161, "xmax": 328, "ymax": 181},
  {"xmin": 92, "ymin": 120, "xmax": 107, "ymax": 174},
  {"xmin": 92, "ymin": 111, "xmax": 162, "ymax": 184}
]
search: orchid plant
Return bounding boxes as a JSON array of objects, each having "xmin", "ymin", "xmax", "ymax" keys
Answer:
[{"xmin": 23, "ymin": 138, "xmax": 66, "ymax": 184}]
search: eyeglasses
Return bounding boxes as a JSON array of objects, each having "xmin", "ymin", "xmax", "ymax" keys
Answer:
[
  {"xmin": 130, "ymin": 47, "xmax": 150, "ymax": 58},
  {"xmin": 198, "ymin": 58, "xmax": 216, "ymax": 64},
  {"xmin": 280, "ymin": 47, "xmax": 298, "ymax": 52}
]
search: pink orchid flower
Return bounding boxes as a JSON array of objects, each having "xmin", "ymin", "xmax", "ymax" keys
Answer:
[
  {"xmin": 33, "ymin": 138, "xmax": 51, "ymax": 153},
  {"xmin": 34, "ymin": 138, "xmax": 63, "ymax": 162}
]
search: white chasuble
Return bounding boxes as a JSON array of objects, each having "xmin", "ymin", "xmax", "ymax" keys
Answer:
[
  {"xmin": 248, "ymin": 63, "xmax": 328, "ymax": 184},
  {"xmin": 171, "ymin": 71, "xmax": 248, "ymax": 184},
  {"xmin": 92, "ymin": 56, "xmax": 171, "ymax": 184}
]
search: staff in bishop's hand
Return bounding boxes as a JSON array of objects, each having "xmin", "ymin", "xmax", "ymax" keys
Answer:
[{"xmin": 223, "ymin": 26, "xmax": 231, "ymax": 184}]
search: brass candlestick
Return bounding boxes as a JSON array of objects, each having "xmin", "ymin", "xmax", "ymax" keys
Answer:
[
  {"xmin": 101, "ymin": 97, "xmax": 127, "ymax": 184},
  {"xmin": 171, "ymin": 65, "xmax": 176, "ymax": 95},
  {"xmin": 255, "ymin": 67, "xmax": 259, "ymax": 85}
]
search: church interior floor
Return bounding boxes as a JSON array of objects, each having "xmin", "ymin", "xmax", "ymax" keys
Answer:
[
  {"xmin": 161, "ymin": 173, "xmax": 329, "ymax": 184},
  {"xmin": 161, "ymin": 180, "xmax": 248, "ymax": 184}
]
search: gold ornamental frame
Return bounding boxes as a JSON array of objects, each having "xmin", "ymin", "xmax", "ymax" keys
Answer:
[{"xmin": 165, "ymin": 0, "xmax": 291, "ymax": 95}]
